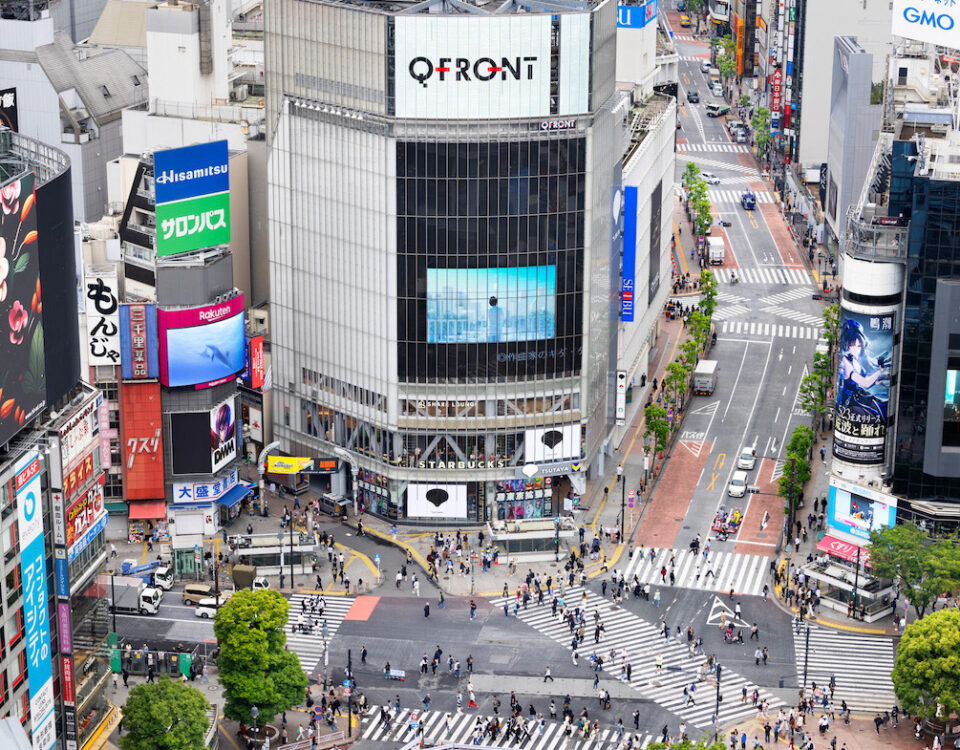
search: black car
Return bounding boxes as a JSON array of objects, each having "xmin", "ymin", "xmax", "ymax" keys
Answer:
[{"xmin": 687, "ymin": 90, "xmax": 699, "ymax": 103}]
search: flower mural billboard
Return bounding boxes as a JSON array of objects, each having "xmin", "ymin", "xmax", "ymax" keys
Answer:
[{"xmin": 0, "ymin": 171, "xmax": 45, "ymax": 447}]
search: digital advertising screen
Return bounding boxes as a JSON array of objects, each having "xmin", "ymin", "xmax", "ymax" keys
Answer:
[
  {"xmin": 426, "ymin": 266, "xmax": 556, "ymax": 344},
  {"xmin": 943, "ymin": 366, "xmax": 960, "ymax": 446},
  {"xmin": 407, "ymin": 483, "xmax": 468, "ymax": 519},
  {"xmin": 170, "ymin": 411, "xmax": 212, "ymax": 475},
  {"xmin": 827, "ymin": 476, "xmax": 898, "ymax": 541},
  {"xmin": 158, "ymin": 295, "xmax": 245, "ymax": 389},
  {"xmin": 833, "ymin": 309, "xmax": 893, "ymax": 464},
  {"xmin": 210, "ymin": 397, "xmax": 237, "ymax": 473}
]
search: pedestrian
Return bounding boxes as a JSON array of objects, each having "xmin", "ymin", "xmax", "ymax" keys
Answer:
[
  {"xmin": 110, "ymin": 543, "xmax": 118, "ymax": 559},
  {"xmin": 633, "ymin": 709, "xmax": 640, "ymax": 730},
  {"xmin": 874, "ymin": 714, "xmax": 883, "ymax": 734},
  {"xmin": 470, "ymin": 599, "xmax": 477, "ymax": 620},
  {"xmin": 424, "ymin": 603, "xmax": 430, "ymax": 618},
  {"xmin": 122, "ymin": 667, "xmax": 129, "ymax": 687},
  {"xmin": 544, "ymin": 666, "xmax": 554, "ymax": 682},
  {"xmin": 361, "ymin": 645, "xmax": 368, "ymax": 665}
]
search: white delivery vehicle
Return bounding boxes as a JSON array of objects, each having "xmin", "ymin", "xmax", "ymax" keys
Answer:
[
  {"xmin": 693, "ymin": 360, "xmax": 718, "ymax": 395},
  {"xmin": 708, "ymin": 236, "xmax": 725, "ymax": 265}
]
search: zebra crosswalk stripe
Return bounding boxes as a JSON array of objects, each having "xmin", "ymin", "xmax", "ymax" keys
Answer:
[
  {"xmin": 757, "ymin": 288, "xmax": 812, "ymax": 305},
  {"xmin": 761, "ymin": 305, "xmax": 823, "ymax": 326},
  {"xmin": 795, "ymin": 625, "xmax": 895, "ymax": 714},
  {"xmin": 712, "ymin": 267, "xmax": 811, "ymax": 286},
  {"xmin": 712, "ymin": 304, "xmax": 750, "ymax": 320},
  {"xmin": 677, "ymin": 143, "xmax": 750, "ymax": 153},
  {"xmin": 720, "ymin": 321, "xmax": 821, "ymax": 340},
  {"xmin": 621, "ymin": 549, "xmax": 770, "ymax": 597},
  {"xmin": 285, "ymin": 594, "xmax": 354, "ymax": 674},
  {"xmin": 491, "ymin": 588, "xmax": 782, "ymax": 728},
  {"xmin": 361, "ymin": 705, "xmax": 655, "ymax": 749}
]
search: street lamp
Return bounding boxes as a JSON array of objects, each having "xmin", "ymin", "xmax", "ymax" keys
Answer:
[
  {"xmin": 616, "ymin": 466, "xmax": 625, "ymax": 543},
  {"xmin": 251, "ymin": 706, "xmax": 259, "ymax": 740},
  {"xmin": 333, "ymin": 447, "xmax": 359, "ymax": 516}
]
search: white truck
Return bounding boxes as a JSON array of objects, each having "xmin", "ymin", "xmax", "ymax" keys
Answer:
[
  {"xmin": 693, "ymin": 360, "xmax": 718, "ymax": 395},
  {"xmin": 111, "ymin": 582, "xmax": 163, "ymax": 615},
  {"xmin": 708, "ymin": 236, "xmax": 725, "ymax": 265}
]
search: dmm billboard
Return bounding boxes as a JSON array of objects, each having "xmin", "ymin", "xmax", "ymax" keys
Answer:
[
  {"xmin": 154, "ymin": 141, "xmax": 231, "ymax": 256},
  {"xmin": 15, "ymin": 453, "xmax": 56, "ymax": 750},
  {"xmin": 120, "ymin": 382, "xmax": 165, "ymax": 499},
  {"xmin": 210, "ymin": 397, "xmax": 238, "ymax": 473},
  {"xmin": 157, "ymin": 294, "xmax": 245, "ymax": 388}
]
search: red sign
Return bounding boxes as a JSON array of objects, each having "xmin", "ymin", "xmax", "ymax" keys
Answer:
[
  {"xmin": 770, "ymin": 68, "xmax": 783, "ymax": 115},
  {"xmin": 816, "ymin": 535, "xmax": 870, "ymax": 566},
  {"xmin": 64, "ymin": 451, "xmax": 98, "ymax": 503},
  {"xmin": 120, "ymin": 382, "xmax": 166, "ymax": 500},
  {"xmin": 250, "ymin": 335, "xmax": 264, "ymax": 389},
  {"xmin": 65, "ymin": 484, "xmax": 105, "ymax": 549},
  {"xmin": 61, "ymin": 657, "xmax": 75, "ymax": 704}
]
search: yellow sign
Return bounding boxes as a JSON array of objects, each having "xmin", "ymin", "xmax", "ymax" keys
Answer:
[{"xmin": 266, "ymin": 456, "xmax": 314, "ymax": 475}]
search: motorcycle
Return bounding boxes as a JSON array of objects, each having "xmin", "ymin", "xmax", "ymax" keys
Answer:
[{"xmin": 730, "ymin": 274, "xmax": 739, "ymax": 285}]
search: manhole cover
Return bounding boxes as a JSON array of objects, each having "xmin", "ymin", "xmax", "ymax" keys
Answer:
[{"xmin": 208, "ymin": 686, "xmax": 218, "ymax": 692}]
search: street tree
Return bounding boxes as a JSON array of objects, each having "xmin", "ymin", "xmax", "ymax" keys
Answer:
[
  {"xmin": 649, "ymin": 738, "xmax": 726, "ymax": 750},
  {"xmin": 868, "ymin": 523, "xmax": 960, "ymax": 618},
  {"xmin": 798, "ymin": 352, "xmax": 833, "ymax": 434},
  {"xmin": 821, "ymin": 304, "xmax": 840, "ymax": 347},
  {"xmin": 751, "ymin": 107, "xmax": 772, "ymax": 152},
  {"xmin": 688, "ymin": 310, "xmax": 711, "ymax": 350},
  {"xmin": 682, "ymin": 161, "xmax": 701, "ymax": 188},
  {"xmin": 718, "ymin": 54, "xmax": 736, "ymax": 83},
  {"xmin": 664, "ymin": 360, "xmax": 689, "ymax": 412},
  {"xmin": 693, "ymin": 195, "xmax": 714, "ymax": 236},
  {"xmin": 738, "ymin": 95, "xmax": 751, "ymax": 108},
  {"xmin": 778, "ymin": 425, "xmax": 814, "ymax": 532},
  {"xmin": 120, "ymin": 678, "xmax": 209, "ymax": 750},
  {"xmin": 892, "ymin": 609, "xmax": 960, "ymax": 721},
  {"xmin": 699, "ymin": 269, "xmax": 718, "ymax": 318},
  {"xmin": 214, "ymin": 589, "xmax": 309, "ymax": 726},
  {"xmin": 679, "ymin": 338, "xmax": 700, "ymax": 370},
  {"xmin": 685, "ymin": 0, "xmax": 704, "ymax": 32},
  {"xmin": 644, "ymin": 404, "xmax": 670, "ymax": 455}
]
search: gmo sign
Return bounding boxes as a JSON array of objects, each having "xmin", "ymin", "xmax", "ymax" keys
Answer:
[
  {"xmin": 893, "ymin": 0, "xmax": 960, "ymax": 47},
  {"xmin": 903, "ymin": 6, "xmax": 955, "ymax": 29}
]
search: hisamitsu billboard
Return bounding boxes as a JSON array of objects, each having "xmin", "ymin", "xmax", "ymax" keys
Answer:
[
  {"xmin": 892, "ymin": 0, "xmax": 960, "ymax": 49},
  {"xmin": 154, "ymin": 140, "xmax": 231, "ymax": 257}
]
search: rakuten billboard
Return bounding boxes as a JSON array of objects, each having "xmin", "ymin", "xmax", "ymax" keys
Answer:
[
  {"xmin": 158, "ymin": 294, "xmax": 245, "ymax": 388},
  {"xmin": 394, "ymin": 14, "xmax": 590, "ymax": 119}
]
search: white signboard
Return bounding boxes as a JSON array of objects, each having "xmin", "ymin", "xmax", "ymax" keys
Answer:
[
  {"xmin": 892, "ymin": 0, "xmax": 960, "ymax": 49},
  {"xmin": 407, "ymin": 483, "xmax": 468, "ymax": 519},
  {"xmin": 173, "ymin": 469, "xmax": 240, "ymax": 504},
  {"xmin": 58, "ymin": 392, "xmax": 100, "ymax": 469},
  {"xmin": 615, "ymin": 370, "xmax": 627, "ymax": 425},
  {"xmin": 525, "ymin": 424, "xmax": 581, "ymax": 462},
  {"xmin": 84, "ymin": 268, "xmax": 120, "ymax": 366},
  {"xmin": 248, "ymin": 406, "xmax": 263, "ymax": 443},
  {"xmin": 395, "ymin": 15, "xmax": 553, "ymax": 119}
]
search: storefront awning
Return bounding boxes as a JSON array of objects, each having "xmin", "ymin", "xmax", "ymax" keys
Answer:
[
  {"xmin": 816, "ymin": 535, "xmax": 870, "ymax": 566},
  {"xmin": 218, "ymin": 484, "xmax": 252, "ymax": 509},
  {"xmin": 128, "ymin": 500, "xmax": 167, "ymax": 521}
]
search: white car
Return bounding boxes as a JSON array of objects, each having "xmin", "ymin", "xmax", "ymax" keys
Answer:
[
  {"xmin": 712, "ymin": 83, "xmax": 724, "ymax": 97},
  {"xmin": 700, "ymin": 60, "xmax": 711, "ymax": 74},
  {"xmin": 701, "ymin": 172, "xmax": 721, "ymax": 185},
  {"xmin": 194, "ymin": 595, "xmax": 230, "ymax": 618},
  {"xmin": 737, "ymin": 448, "xmax": 757, "ymax": 471},
  {"xmin": 727, "ymin": 470, "xmax": 748, "ymax": 498}
]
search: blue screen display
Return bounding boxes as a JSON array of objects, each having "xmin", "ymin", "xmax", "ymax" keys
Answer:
[
  {"xmin": 427, "ymin": 266, "xmax": 557, "ymax": 344},
  {"xmin": 166, "ymin": 312, "xmax": 245, "ymax": 387}
]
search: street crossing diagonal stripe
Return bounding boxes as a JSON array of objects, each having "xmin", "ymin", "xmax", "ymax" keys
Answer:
[
  {"xmin": 491, "ymin": 588, "xmax": 783, "ymax": 728},
  {"xmin": 361, "ymin": 705, "xmax": 655, "ymax": 749},
  {"xmin": 285, "ymin": 594, "xmax": 354, "ymax": 674},
  {"xmin": 794, "ymin": 625, "xmax": 896, "ymax": 714}
]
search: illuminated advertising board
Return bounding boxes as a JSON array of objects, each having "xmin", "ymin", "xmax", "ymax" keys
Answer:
[
  {"xmin": 892, "ymin": 0, "xmax": 960, "ymax": 49},
  {"xmin": 407, "ymin": 483, "xmax": 468, "ymax": 519},
  {"xmin": 63, "ymin": 449, "xmax": 101, "ymax": 504},
  {"xmin": 210, "ymin": 397, "xmax": 238, "ymax": 473},
  {"xmin": 158, "ymin": 294, "xmax": 245, "ymax": 388},
  {"xmin": 119, "ymin": 304, "xmax": 159, "ymax": 380},
  {"xmin": 154, "ymin": 140, "xmax": 231, "ymax": 256},
  {"xmin": 833, "ymin": 309, "xmax": 893, "ymax": 465},
  {"xmin": 621, "ymin": 186, "xmax": 637, "ymax": 322},
  {"xmin": 66, "ymin": 481, "xmax": 107, "ymax": 549},
  {"xmin": 248, "ymin": 335, "xmax": 265, "ymax": 388},
  {"xmin": 58, "ymin": 391, "xmax": 100, "ymax": 468},
  {"xmin": 524, "ymin": 424, "xmax": 582, "ymax": 462},
  {"xmin": 426, "ymin": 266, "xmax": 556, "ymax": 344},
  {"xmin": 617, "ymin": 0, "xmax": 657, "ymax": 28},
  {"xmin": 0, "ymin": 172, "xmax": 46, "ymax": 447},
  {"xmin": 120, "ymin": 382, "xmax": 165, "ymax": 499},
  {"xmin": 827, "ymin": 475, "xmax": 898, "ymax": 541},
  {"xmin": 173, "ymin": 469, "xmax": 239, "ymax": 504},
  {"xmin": 84, "ymin": 267, "xmax": 120, "ymax": 365},
  {"xmin": 0, "ymin": 87, "xmax": 18, "ymax": 132},
  {"xmin": 15, "ymin": 453, "xmax": 56, "ymax": 750}
]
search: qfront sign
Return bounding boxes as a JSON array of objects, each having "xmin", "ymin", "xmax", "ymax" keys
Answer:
[
  {"xmin": 893, "ymin": 0, "xmax": 960, "ymax": 48},
  {"xmin": 154, "ymin": 140, "xmax": 231, "ymax": 257}
]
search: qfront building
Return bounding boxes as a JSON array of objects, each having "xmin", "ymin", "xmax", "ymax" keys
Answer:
[{"xmin": 266, "ymin": 0, "xmax": 622, "ymax": 522}]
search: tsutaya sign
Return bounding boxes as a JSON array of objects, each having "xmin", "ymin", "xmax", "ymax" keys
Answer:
[
  {"xmin": 892, "ymin": 0, "xmax": 960, "ymax": 48},
  {"xmin": 154, "ymin": 140, "xmax": 231, "ymax": 257}
]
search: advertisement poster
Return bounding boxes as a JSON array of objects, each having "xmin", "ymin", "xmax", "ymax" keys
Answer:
[
  {"xmin": 524, "ymin": 424, "xmax": 582, "ymax": 462},
  {"xmin": 120, "ymin": 382, "xmax": 165, "ymax": 499},
  {"xmin": 892, "ymin": 0, "xmax": 960, "ymax": 49},
  {"xmin": 407, "ymin": 483, "xmax": 468, "ymax": 519},
  {"xmin": 247, "ymin": 405, "xmax": 263, "ymax": 443},
  {"xmin": 84, "ymin": 267, "xmax": 120, "ymax": 365},
  {"xmin": 617, "ymin": 0, "xmax": 657, "ymax": 28},
  {"xmin": 248, "ymin": 335, "xmax": 264, "ymax": 388},
  {"xmin": 15, "ymin": 453, "xmax": 56, "ymax": 750},
  {"xmin": 833, "ymin": 310, "xmax": 893, "ymax": 464},
  {"xmin": 0, "ymin": 87, "xmax": 18, "ymax": 132},
  {"xmin": 621, "ymin": 186, "xmax": 637, "ymax": 322},
  {"xmin": 210, "ymin": 397, "xmax": 237, "ymax": 473},
  {"xmin": 66, "ymin": 483, "xmax": 107, "ymax": 550},
  {"xmin": 173, "ymin": 469, "xmax": 239, "ymax": 504},
  {"xmin": 154, "ymin": 140, "xmax": 231, "ymax": 256},
  {"xmin": 827, "ymin": 476, "xmax": 898, "ymax": 541},
  {"xmin": 158, "ymin": 295, "xmax": 245, "ymax": 388},
  {"xmin": 0, "ymin": 172, "xmax": 46, "ymax": 447},
  {"xmin": 119, "ymin": 304, "xmax": 159, "ymax": 380},
  {"xmin": 426, "ymin": 266, "xmax": 556, "ymax": 344}
]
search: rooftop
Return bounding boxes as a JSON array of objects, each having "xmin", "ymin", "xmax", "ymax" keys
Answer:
[{"xmin": 301, "ymin": 0, "xmax": 596, "ymax": 15}]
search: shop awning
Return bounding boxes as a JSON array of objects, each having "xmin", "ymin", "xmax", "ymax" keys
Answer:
[
  {"xmin": 218, "ymin": 484, "xmax": 252, "ymax": 509},
  {"xmin": 127, "ymin": 500, "xmax": 167, "ymax": 521},
  {"xmin": 816, "ymin": 535, "xmax": 870, "ymax": 566}
]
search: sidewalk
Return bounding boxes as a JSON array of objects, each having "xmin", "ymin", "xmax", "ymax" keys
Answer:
[
  {"xmin": 724, "ymin": 713, "xmax": 921, "ymax": 750},
  {"xmin": 349, "ymin": 317, "xmax": 688, "ymax": 598}
]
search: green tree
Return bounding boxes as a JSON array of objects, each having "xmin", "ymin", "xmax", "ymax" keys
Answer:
[
  {"xmin": 682, "ymin": 161, "xmax": 701, "ymax": 188},
  {"xmin": 778, "ymin": 425, "xmax": 814, "ymax": 531},
  {"xmin": 798, "ymin": 352, "xmax": 833, "ymax": 434},
  {"xmin": 699, "ymin": 269, "xmax": 718, "ymax": 319},
  {"xmin": 751, "ymin": 107, "xmax": 772, "ymax": 152},
  {"xmin": 688, "ymin": 310, "xmax": 711, "ymax": 349},
  {"xmin": 868, "ymin": 524, "xmax": 960, "ymax": 618},
  {"xmin": 822, "ymin": 304, "xmax": 840, "ymax": 347},
  {"xmin": 738, "ymin": 95, "xmax": 750, "ymax": 108},
  {"xmin": 664, "ymin": 360, "xmax": 689, "ymax": 413},
  {"xmin": 644, "ymin": 404, "xmax": 670, "ymax": 455},
  {"xmin": 120, "ymin": 678, "xmax": 209, "ymax": 750},
  {"xmin": 686, "ymin": 0, "xmax": 704, "ymax": 32},
  {"xmin": 649, "ymin": 738, "xmax": 726, "ymax": 750},
  {"xmin": 214, "ymin": 589, "xmax": 309, "ymax": 726},
  {"xmin": 718, "ymin": 55, "xmax": 736, "ymax": 83},
  {"xmin": 694, "ymin": 197, "xmax": 714, "ymax": 236},
  {"xmin": 892, "ymin": 609, "xmax": 960, "ymax": 721}
]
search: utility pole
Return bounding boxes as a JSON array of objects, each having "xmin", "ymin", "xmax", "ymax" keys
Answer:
[
  {"xmin": 617, "ymin": 466, "xmax": 625, "ymax": 543},
  {"xmin": 713, "ymin": 663, "xmax": 723, "ymax": 742},
  {"xmin": 347, "ymin": 649, "xmax": 354, "ymax": 738},
  {"xmin": 801, "ymin": 623, "xmax": 810, "ymax": 702},
  {"xmin": 289, "ymin": 511, "xmax": 296, "ymax": 588}
]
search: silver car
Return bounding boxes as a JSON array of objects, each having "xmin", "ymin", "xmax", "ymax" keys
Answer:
[{"xmin": 727, "ymin": 471, "xmax": 748, "ymax": 498}]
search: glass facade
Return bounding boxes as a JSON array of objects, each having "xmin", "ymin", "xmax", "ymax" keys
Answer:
[{"xmin": 397, "ymin": 139, "xmax": 585, "ymax": 382}]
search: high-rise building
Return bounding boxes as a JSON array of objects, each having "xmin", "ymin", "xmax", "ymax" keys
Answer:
[{"xmin": 265, "ymin": 0, "xmax": 622, "ymax": 523}]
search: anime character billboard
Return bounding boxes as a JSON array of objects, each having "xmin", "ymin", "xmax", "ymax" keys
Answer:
[{"xmin": 833, "ymin": 310, "xmax": 894, "ymax": 465}]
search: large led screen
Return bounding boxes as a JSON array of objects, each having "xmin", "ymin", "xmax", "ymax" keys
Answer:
[
  {"xmin": 0, "ymin": 172, "xmax": 46, "ymax": 447},
  {"xmin": 833, "ymin": 309, "xmax": 893, "ymax": 464},
  {"xmin": 158, "ymin": 295, "xmax": 245, "ymax": 389},
  {"xmin": 426, "ymin": 266, "xmax": 556, "ymax": 344},
  {"xmin": 827, "ymin": 476, "xmax": 898, "ymax": 541}
]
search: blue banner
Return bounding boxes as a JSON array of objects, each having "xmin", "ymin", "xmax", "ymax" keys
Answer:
[
  {"xmin": 154, "ymin": 140, "xmax": 230, "ymax": 205},
  {"xmin": 55, "ymin": 554, "xmax": 69, "ymax": 599},
  {"xmin": 617, "ymin": 0, "xmax": 657, "ymax": 28},
  {"xmin": 68, "ymin": 513, "xmax": 109, "ymax": 565},
  {"xmin": 621, "ymin": 186, "xmax": 638, "ymax": 322}
]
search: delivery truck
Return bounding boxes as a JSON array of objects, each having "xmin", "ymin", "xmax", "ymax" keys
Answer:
[
  {"xmin": 232, "ymin": 564, "xmax": 270, "ymax": 591},
  {"xmin": 110, "ymin": 582, "xmax": 163, "ymax": 615},
  {"xmin": 708, "ymin": 236, "xmax": 725, "ymax": 265},
  {"xmin": 693, "ymin": 360, "xmax": 718, "ymax": 395},
  {"xmin": 120, "ymin": 560, "xmax": 174, "ymax": 590}
]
